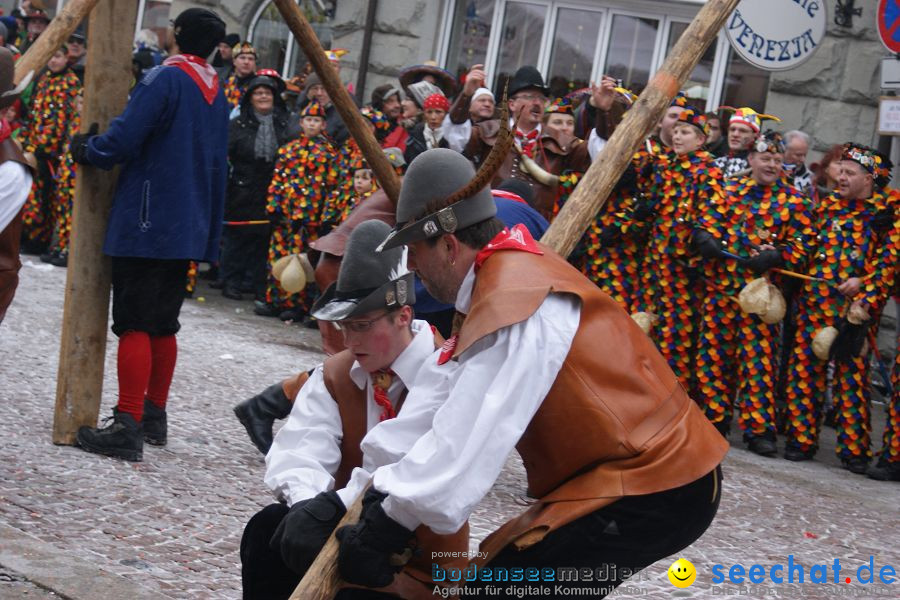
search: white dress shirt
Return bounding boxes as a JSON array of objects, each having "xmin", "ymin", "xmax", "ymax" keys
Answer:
[
  {"xmin": 0, "ymin": 161, "xmax": 33, "ymax": 233},
  {"xmin": 264, "ymin": 319, "xmax": 438, "ymax": 507},
  {"xmin": 374, "ymin": 265, "xmax": 581, "ymax": 534}
]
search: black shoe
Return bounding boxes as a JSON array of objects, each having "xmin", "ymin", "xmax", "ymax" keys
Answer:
[
  {"xmin": 867, "ymin": 457, "xmax": 900, "ymax": 481},
  {"xmin": 254, "ymin": 303, "xmax": 281, "ymax": 317},
  {"xmin": 279, "ymin": 308, "xmax": 306, "ymax": 322},
  {"xmin": 302, "ymin": 316, "xmax": 320, "ymax": 330},
  {"xmin": 784, "ymin": 445, "xmax": 815, "ymax": 462},
  {"xmin": 233, "ymin": 383, "xmax": 293, "ymax": 454},
  {"xmin": 143, "ymin": 399, "xmax": 167, "ymax": 446},
  {"xmin": 841, "ymin": 455, "xmax": 869, "ymax": 475},
  {"xmin": 222, "ymin": 286, "xmax": 243, "ymax": 301},
  {"xmin": 209, "ymin": 279, "xmax": 226, "ymax": 290},
  {"xmin": 746, "ymin": 435, "xmax": 777, "ymax": 457},
  {"xmin": 50, "ymin": 253, "xmax": 68, "ymax": 267},
  {"xmin": 39, "ymin": 251, "xmax": 56, "ymax": 263},
  {"xmin": 76, "ymin": 410, "xmax": 143, "ymax": 462},
  {"xmin": 712, "ymin": 420, "xmax": 730, "ymax": 439}
]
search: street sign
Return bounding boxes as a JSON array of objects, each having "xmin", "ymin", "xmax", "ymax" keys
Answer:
[
  {"xmin": 877, "ymin": 0, "xmax": 900, "ymax": 54},
  {"xmin": 878, "ymin": 96, "xmax": 900, "ymax": 135},
  {"xmin": 725, "ymin": 0, "xmax": 827, "ymax": 71},
  {"xmin": 882, "ymin": 57, "xmax": 900, "ymax": 89}
]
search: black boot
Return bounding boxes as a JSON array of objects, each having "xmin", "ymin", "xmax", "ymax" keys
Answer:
[
  {"xmin": 841, "ymin": 455, "xmax": 869, "ymax": 475},
  {"xmin": 143, "ymin": 399, "xmax": 167, "ymax": 446},
  {"xmin": 784, "ymin": 444, "xmax": 815, "ymax": 462},
  {"xmin": 745, "ymin": 432, "xmax": 777, "ymax": 457},
  {"xmin": 76, "ymin": 410, "xmax": 143, "ymax": 462},
  {"xmin": 233, "ymin": 383, "xmax": 293, "ymax": 454},
  {"xmin": 867, "ymin": 456, "xmax": 900, "ymax": 481}
]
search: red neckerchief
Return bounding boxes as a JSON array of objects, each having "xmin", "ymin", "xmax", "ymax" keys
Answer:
[
  {"xmin": 492, "ymin": 189, "xmax": 527, "ymax": 204},
  {"xmin": 474, "ymin": 224, "xmax": 543, "ymax": 272},
  {"xmin": 0, "ymin": 119, "xmax": 11, "ymax": 144},
  {"xmin": 370, "ymin": 369, "xmax": 396, "ymax": 421},
  {"xmin": 516, "ymin": 128, "xmax": 539, "ymax": 157},
  {"xmin": 163, "ymin": 54, "xmax": 219, "ymax": 105}
]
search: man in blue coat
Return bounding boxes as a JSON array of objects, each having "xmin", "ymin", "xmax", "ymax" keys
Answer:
[{"xmin": 72, "ymin": 8, "xmax": 229, "ymax": 462}]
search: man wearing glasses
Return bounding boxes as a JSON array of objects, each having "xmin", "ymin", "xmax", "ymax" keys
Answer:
[
  {"xmin": 451, "ymin": 64, "xmax": 622, "ymax": 220},
  {"xmin": 240, "ymin": 220, "xmax": 467, "ymax": 600}
]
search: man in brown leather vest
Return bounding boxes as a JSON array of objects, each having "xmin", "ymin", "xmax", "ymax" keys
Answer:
[
  {"xmin": 0, "ymin": 47, "xmax": 35, "ymax": 325},
  {"xmin": 240, "ymin": 220, "xmax": 467, "ymax": 600},
  {"xmin": 450, "ymin": 65, "xmax": 623, "ymax": 220},
  {"xmin": 336, "ymin": 149, "xmax": 729, "ymax": 598}
]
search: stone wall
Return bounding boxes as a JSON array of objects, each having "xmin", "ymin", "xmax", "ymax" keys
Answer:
[
  {"xmin": 330, "ymin": 0, "xmax": 443, "ymax": 104},
  {"xmin": 765, "ymin": 0, "xmax": 887, "ymax": 154}
]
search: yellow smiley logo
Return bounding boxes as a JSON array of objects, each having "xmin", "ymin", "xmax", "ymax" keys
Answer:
[{"xmin": 667, "ymin": 558, "xmax": 697, "ymax": 588}]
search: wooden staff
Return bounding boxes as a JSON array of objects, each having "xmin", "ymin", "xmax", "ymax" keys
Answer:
[
  {"xmin": 14, "ymin": 0, "xmax": 102, "ymax": 84},
  {"xmin": 272, "ymin": 0, "xmax": 402, "ymax": 205},
  {"xmin": 540, "ymin": 0, "xmax": 741, "ymax": 257},
  {"xmin": 52, "ymin": 0, "xmax": 139, "ymax": 444}
]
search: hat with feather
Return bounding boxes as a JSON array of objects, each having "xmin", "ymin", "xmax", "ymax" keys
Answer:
[{"xmin": 311, "ymin": 220, "xmax": 416, "ymax": 321}]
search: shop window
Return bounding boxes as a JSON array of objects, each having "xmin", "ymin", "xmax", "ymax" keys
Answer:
[
  {"xmin": 665, "ymin": 21, "xmax": 716, "ymax": 111},
  {"xmin": 720, "ymin": 46, "xmax": 770, "ymax": 112},
  {"xmin": 494, "ymin": 1, "xmax": 548, "ymax": 92},
  {"xmin": 252, "ymin": 1, "xmax": 290, "ymax": 72},
  {"xmin": 546, "ymin": 7, "xmax": 603, "ymax": 98},
  {"xmin": 603, "ymin": 14, "xmax": 658, "ymax": 95},
  {"xmin": 444, "ymin": 0, "xmax": 495, "ymax": 84}
]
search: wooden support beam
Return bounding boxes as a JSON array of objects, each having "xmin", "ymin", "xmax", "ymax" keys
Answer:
[
  {"xmin": 272, "ymin": 0, "xmax": 402, "ymax": 206},
  {"xmin": 14, "ymin": 0, "xmax": 102, "ymax": 84},
  {"xmin": 540, "ymin": 0, "xmax": 741, "ymax": 256},
  {"xmin": 52, "ymin": 0, "xmax": 140, "ymax": 445}
]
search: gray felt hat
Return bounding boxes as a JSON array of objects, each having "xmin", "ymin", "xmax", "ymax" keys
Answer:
[
  {"xmin": 378, "ymin": 148, "xmax": 497, "ymax": 251},
  {"xmin": 311, "ymin": 220, "xmax": 415, "ymax": 321}
]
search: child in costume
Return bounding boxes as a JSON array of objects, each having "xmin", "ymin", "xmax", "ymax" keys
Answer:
[
  {"xmin": 257, "ymin": 100, "xmax": 337, "ymax": 321},
  {"xmin": 20, "ymin": 46, "xmax": 81, "ymax": 255}
]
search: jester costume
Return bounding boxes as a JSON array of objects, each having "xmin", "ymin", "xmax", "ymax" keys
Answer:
[
  {"xmin": 47, "ymin": 113, "xmax": 81, "ymax": 261},
  {"xmin": 264, "ymin": 133, "xmax": 338, "ymax": 312},
  {"xmin": 19, "ymin": 67, "xmax": 81, "ymax": 250},
  {"xmin": 783, "ymin": 170, "xmax": 897, "ymax": 469},
  {"xmin": 223, "ymin": 72, "xmax": 254, "ymax": 110},
  {"xmin": 693, "ymin": 171, "xmax": 815, "ymax": 445},
  {"xmin": 634, "ymin": 147, "xmax": 722, "ymax": 385}
]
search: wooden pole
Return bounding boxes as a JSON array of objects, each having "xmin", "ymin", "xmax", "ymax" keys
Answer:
[
  {"xmin": 14, "ymin": 0, "xmax": 102, "ymax": 84},
  {"xmin": 540, "ymin": 0, "xmax": 741, "ymax": 257},
  {"xmin": 272, "ymin": 0, "xmax": 402, "ymax": 206},
  {"xmin": 52, "ymin": 0, "xmax": 140, "ymax": 445}
]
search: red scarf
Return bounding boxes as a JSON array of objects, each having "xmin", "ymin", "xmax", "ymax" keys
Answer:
[
  {"xmin": 163, "ymin": 54, "xmax": 219, "ymax": 105},
  {"xmin": 474, "ymin": 224, "xmax": 543, "ymax": 271},
  {"xmin": 370, "ymin": 370, "xmax": 396, "ymax": 421},
  {"xmin": 0, "ymin": 119, "xmax": 11, "ymax": 144},
  {"xmin": 492, "ymin": 189, "xmax": 527, "ymax": 204},
  {"xmin": 516, "ymin": 128, "xmax": 539, "ymax": 157}
]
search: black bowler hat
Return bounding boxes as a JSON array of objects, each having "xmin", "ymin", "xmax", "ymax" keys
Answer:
[{"xmin": 505, "ymin": 66, "xmax": 549, "ymax": 98}]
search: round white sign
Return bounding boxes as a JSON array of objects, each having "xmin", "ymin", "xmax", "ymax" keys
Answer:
[{"xmin": 725, "ymin": 0, "xmax": 827, "ymax": 71}]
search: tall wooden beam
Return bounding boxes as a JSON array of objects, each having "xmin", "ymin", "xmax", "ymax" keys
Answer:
[
  {"xmin": 53, "ymin": 0, "xmax": 140, "ymax": 445},
  {"xmin": 541, "ymin": 0, "xmax": 741, "ymax": 257},
  {"xmin": 273, "ymin": 0, "xmax": 402, "ymax": 205},
  {"xmin": 14, "ymin": 0, "xmax": 102, "ymax": 84}
]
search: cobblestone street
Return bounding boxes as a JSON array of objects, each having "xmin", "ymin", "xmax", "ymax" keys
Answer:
[{"xmin": 1, "ymin": 263, "xmax": 898, "ymax": 599}]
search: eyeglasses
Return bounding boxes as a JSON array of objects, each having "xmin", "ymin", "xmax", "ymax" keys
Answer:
[
  {"xmin": 511, "ymin": 93, "xmax": 547, "ymax": 103},
  {"xmin": 334, "ymin": 312, "xmax": 392, "ymax": 333}
]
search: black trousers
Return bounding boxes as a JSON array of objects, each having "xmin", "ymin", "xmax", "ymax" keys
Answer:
[
  {"xmin": 464, "ymin": 466, "xmax": 723, "ymax": 599},
  {"xmin": 221, "ymin": 224, "xmax": 269, "ymax": 297},
  {"xmin": 110, "ymin": 257, "xmax": 190, "ymax": 336},
  {"xmin": 240, "ymin": 503, "xmax": 396, "ymax": 600}
]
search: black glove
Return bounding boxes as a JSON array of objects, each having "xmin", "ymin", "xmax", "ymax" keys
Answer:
[
  {"xmin": 871, "ymin": 209, "xmax": 895, "ymax": 234},
  {"xmin": 269, "ymin": 491, "xmax": 346, "ymax": 575},
  {"xmin": 631, "ymin": 194, "xmax": 657, "ymax": 221},
  {"xmin": 830, "ymin": 318, "xmax": 869, "ymax": 364},
  {"xmin": 336, "ymin": 492, "xmax": 414, "ymax": 588},
  {"xmin": 70, "ymin": 122, "xmax": 99, "ymax": 165},
  {"xmin": 744, "ymin": 248, "xmax": 783, "ymax": 275},
  {"xmin": 691, "ymin": 229, "xmax": 724, "ymax": 260}
]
